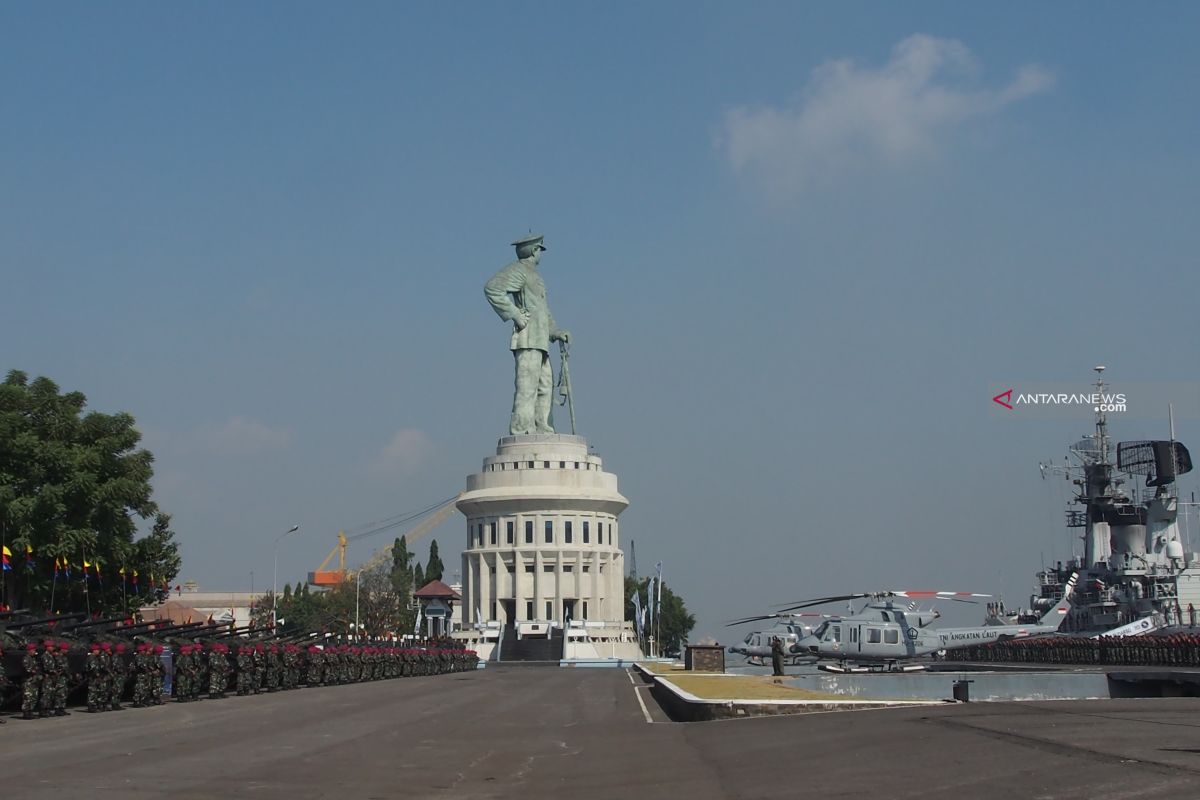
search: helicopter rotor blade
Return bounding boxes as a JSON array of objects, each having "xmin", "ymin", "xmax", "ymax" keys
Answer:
[
  {"xmin": 775, "ymin": 594, "xmax": 871, "ymax": 612},
  {"xmin": 725, "ymin": 612, "xmax": 831, "ymax": 627},
  {"xmin": 886, "ymin": 591, "xmax": 991, "ymax": 600}
]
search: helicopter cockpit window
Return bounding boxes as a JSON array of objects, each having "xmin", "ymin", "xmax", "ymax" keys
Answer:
[
  {"xmin": 881, "ymin": 611, "xmax": 891, "ymax": 622},
  {"xmin": 823, "ymin": 625, "xmax": 841, "ymax": 643},
  {"xmin": 884, "ymin": 629, "xmax": 899, "ymax": 644},
  {"xmin": 812, "ymin": 622, "xmax": 829, "ymax": 640}
]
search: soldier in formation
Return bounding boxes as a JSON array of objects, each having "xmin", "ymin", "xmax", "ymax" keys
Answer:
[
  {"xmin": 947, "ymin": 631, "xmax": 1200, "ymax": 666},
  {"xmin": 21, "ymin": 643, "xmax": 42, "ymax": 719},
  {"xmin": 6, "ymin": 637, "xmax": 479, "ymax": 720},
  {"xmin": 236, "ymin": 645, "xmax": 253, "ymax": 695},
  {"xmin": 306, "ymin": 645, "xmax": 323, "ymax": 686}
]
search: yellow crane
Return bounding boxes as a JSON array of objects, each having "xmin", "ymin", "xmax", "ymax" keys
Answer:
[{"xmin": 307, "ymin": 495, "xmax": 461, "ymax": 587}]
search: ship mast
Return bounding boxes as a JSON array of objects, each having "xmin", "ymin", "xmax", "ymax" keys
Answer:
[{"xmin": 1081, "ymin": 365, "xmax": 1119, "ymax": 570}]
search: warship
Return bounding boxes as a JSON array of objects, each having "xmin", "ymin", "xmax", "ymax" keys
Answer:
[{"xmin": 991, "ymin": 367, "xmax": 1198, "ymax": 634}]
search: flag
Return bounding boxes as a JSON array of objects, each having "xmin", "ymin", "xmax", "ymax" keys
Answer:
[
  {"xmin": 83, "ymin": 559, "xmax": 91, "ymax": 580},
  {"xmin": 24, "ymin": 545, "xmax": 34, "ymax": 571},
  {"xmin": 1, "ymin": 546, "xmax": 10, "ymax": 572},
  {"xmin": 54, "ymin": 557, "xmax": 62, "ymax": 580},
  {"xmin": 646, "ymin": 576, "xmax": 656, "ymax": 624},
  {"xmin": 655, "ymin": 561, "xmax": 663, "ymax": 612},
  {"xmin": 119, "ymin": 566, "xmax": 126, "ymax": 581},
  {"xmin": 63, "ymin": 559, "xmax": 72, "ymax": 578},
  {"xmin": 132, "ymin": 569, "xmax": 140, "ymax": 593},
  {"xmin": 631, "ymin": 589, "xmax": 643, "ymax": 637}
]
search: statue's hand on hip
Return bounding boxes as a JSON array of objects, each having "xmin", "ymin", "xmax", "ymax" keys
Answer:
[{"xmin": 514, "ymin": 310, "xmax": 531, "ymax": 331}]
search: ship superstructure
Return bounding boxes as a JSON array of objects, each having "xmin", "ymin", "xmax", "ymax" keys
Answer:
[{"xmin": 1022, "ymin": 368, "xmax": 1197, "ymax": 633}]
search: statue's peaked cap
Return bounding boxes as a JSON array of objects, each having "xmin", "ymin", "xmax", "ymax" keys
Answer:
[{"xmin": 511, "ymin": 233, "xmax": 546, "ymax": 251}]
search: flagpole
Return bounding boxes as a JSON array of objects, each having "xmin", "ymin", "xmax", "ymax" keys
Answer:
[{"xmin": 81, "ymin": 548, "xmax": 90, "ymax": 616}]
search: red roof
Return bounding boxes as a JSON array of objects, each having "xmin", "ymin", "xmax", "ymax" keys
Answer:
[{"xmin": 414, "ymin": 579, "xmax": 461, "ymax": 600}]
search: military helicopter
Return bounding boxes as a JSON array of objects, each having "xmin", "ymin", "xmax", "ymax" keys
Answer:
[
  {"xmin": 724, "ymin": 613, "xmax": 828, "ymax": 666},
  {"xmin": 782, "ymin": 577, "xmax": 1077, "ymax": 672}
]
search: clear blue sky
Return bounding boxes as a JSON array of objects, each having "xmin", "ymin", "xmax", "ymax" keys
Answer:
[{"xmin": 4, "ymin": 3, "xmax": 1199, "ymax": 639}]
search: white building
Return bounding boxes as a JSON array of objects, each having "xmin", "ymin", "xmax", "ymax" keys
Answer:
[{"xmin": 457, "ymin": 433, "xmax": 628, "ymax": 628}]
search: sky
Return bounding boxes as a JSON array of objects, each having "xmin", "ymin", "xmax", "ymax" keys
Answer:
[{"xmin": 4, "ymin": 3, "xmax": 1200, "ymax": 640}]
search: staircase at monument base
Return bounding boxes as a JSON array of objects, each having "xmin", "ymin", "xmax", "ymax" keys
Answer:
[{"xmin": 499, "ymin": 627, "xmax": 564, "ymax": 662}]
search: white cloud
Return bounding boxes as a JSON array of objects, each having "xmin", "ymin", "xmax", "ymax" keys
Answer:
[
  {"xmin": 720, "ymin": 34, "xmax": 1055, "ymax": 193},
  {"xmin": 368, "ymin": 428, "xmax": 434, "ymax": 478},
  {"xmin": 191, "ymin": 416, "xmax": 292, "ymax": 456}
]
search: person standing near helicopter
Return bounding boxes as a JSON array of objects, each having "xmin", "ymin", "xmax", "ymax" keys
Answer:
[{"xmin": 770, "ymin": 636, "xmax": 785, "ymax": 676}]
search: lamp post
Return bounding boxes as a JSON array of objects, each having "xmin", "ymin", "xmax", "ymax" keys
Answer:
[
  {"xmin": 273, "ymin": 524, "xmax": 300, "ymax": 631},
  {"xmin": 354, "ymin": 570, "xmax": 361, "ymax": 643}
]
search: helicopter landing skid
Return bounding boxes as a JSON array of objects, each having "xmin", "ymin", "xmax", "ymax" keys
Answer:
[{"xmin": 820, "ymin": 662, "xmax": 927, "ymax": 674}]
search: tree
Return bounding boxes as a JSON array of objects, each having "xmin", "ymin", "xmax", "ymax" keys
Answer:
[
  {"xmin": 624, "ymin": 575, "xmax": 696, "ymax": 657},
  {"xmin": 413, "ymin": 562, "xmax": 425, "ymax": 592},
  {"xmin": 389, "ymin": 536, "xmax": 417, "ymax": 635},
  {"xmin": 0, "ymin": 370, "xmax": 180, "ymax": 613},
  {"xmin": 425, "ymin": 539, "xmax": 444, "ymax": 583}
]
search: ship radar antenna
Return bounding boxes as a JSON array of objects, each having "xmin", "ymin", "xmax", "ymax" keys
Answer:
[{"xmin": 1092, "ymin": 365, "xmax": 1111, "ymax": 464}]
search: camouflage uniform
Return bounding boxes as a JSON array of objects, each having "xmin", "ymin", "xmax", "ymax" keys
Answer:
[
  {"xmin": 174, "ymin": 646, "xmax": 191, "ymax": 701},
  {"xmin": 39, "ymin": 641, "xmax": 58, "ymax": 716},
  {"xmin": 98, "ymin": 644, "xmax": 115, "ymax": 710},
  {"xmin": 111, "ymin": 643, "xmax": 128, "ymax": 709},
  {"xmin": 133, "ymin": 645, "xmax": 151, "ymax": 707},
  {"xmin": 52, "ymin": 641, "xmax": 70, "ymax": 714},
  {"xmin": 194, "ymin": 645, "xmax": 209, "ymax": 700},
  {"xmin": 38, "ymin": 642, "xmax": 59, "ymax": 714},
  {"xmin": 236, "ymin": 646, "xmax": 252, "ymax": 695},
  {"xmin": 22, "ymin": 644, "xmax": 43, "ymax": 719},
  {"xmin": 306, "ymin": 646, "xmax": 323, "ymax": 686},
  {"xmin": 151, "ymin": 645, "xmax": 165, "ymax": 704},
  {"xmin": 208, "ymin": 644, "xmax": 226, "ymax": 698},
  {"xmin": 265, "ymin": 645, "xmax": 280, "ymax": 691},
  {"xmin": 252, "ymin": 645, "xmax": 265, "ymax": 693},
  {"xmin": 282, "ymin": 645, "xmax": 296, "ymax": 689},
  {"xmin": 86, "ymin": 645, "xmax": 103, "ymax": 711}
]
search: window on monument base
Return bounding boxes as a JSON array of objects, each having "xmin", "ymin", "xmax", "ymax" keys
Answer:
[
  {"xmin": 545, "ymin": 520, "xmax": 553, "ymax": 543},
  {"xmin": 544, "ymin": 461, "xmax": 550, "ymax": 468},
  {"xmin": 543, "ymin": 565, "xmax": 554, "ymax": 572},
  {"xmin": 583, "ymin": 521, "xmax": 589, "ymax": 543},
  {"xmin": 563, "ymin": 565, "xmax": 573, "ymax": 573},
  {"xmin": 506, "ymin": 520, "xmax": 514, "ymax": 544},
  {"xmin": 582, "ymin": 565, "xmax": 590, "ymax": 573},
  {"xmin": 582, "ymin": 601, "xmax": 588, "ymax": 620},
  {"xmin": 524, "ymin": 565, "xmax": 535, "ymax": 573},
  {"xmin": 490, "ymin": 523, "xmax": 496, "ymax": 546},
  {"xmin": 565, "ymin": 521, "xmax": 573, "ymax": 544},
  {"xmin": 526, "ymin": 601, "xmax": 534, "ymax": 620},
  {"xmin": 525, "ymin": 520, "xmax": 533, "ymax": 543},
  {"xmin": 546, "ymin": 601, "xmax": 553, "ymax": 619},
  {"xmin": 493, "ymin": 601, "xmax": 499, "ymax": 620}
]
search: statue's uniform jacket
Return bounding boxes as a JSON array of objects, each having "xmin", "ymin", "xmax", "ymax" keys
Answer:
[{"xmin": 484, "ymin": 258, "xmax": 558, "ymax": 353}]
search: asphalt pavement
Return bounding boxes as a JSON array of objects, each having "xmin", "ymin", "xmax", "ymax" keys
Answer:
[{"xmin": 3, "ymin": 666, "xmax": 1200, "ymax": 799}]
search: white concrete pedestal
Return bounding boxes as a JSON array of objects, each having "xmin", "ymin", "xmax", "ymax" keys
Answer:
[{"xmin": 457, "ymin": 434, "xmax": 630, "ymax": 632}]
